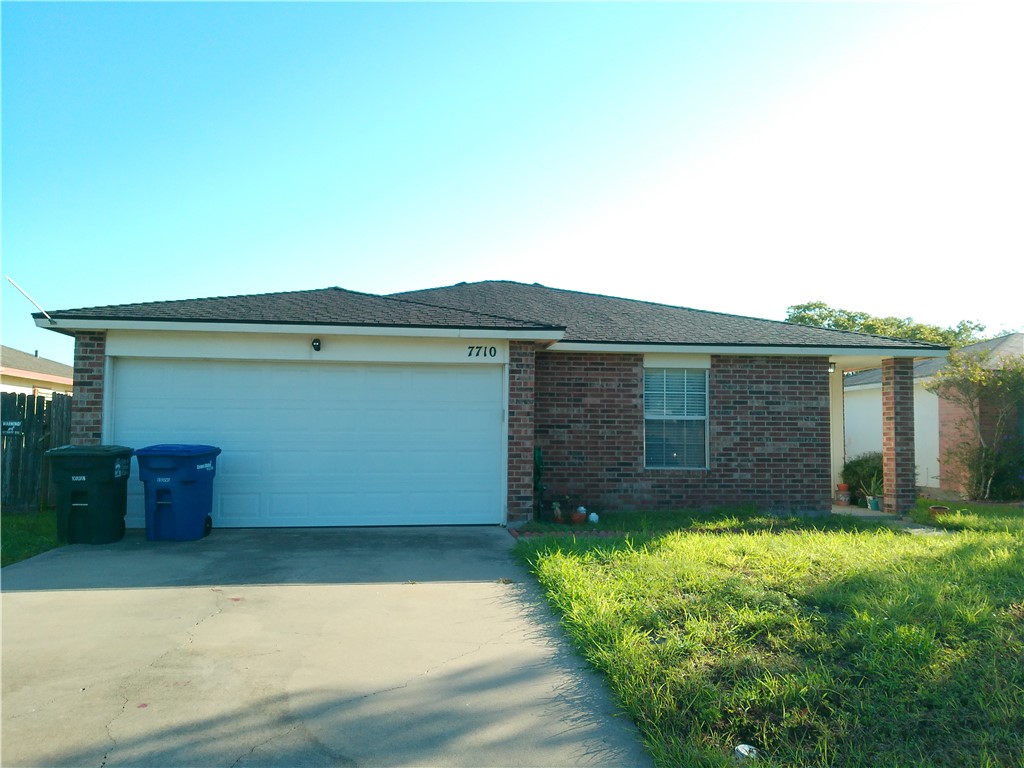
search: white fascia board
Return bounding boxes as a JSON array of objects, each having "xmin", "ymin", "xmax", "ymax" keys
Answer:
[
  {"xmin": 0, "ymin": 368, "xmax": 74, "ymax": 386},
  {"xmin": 550, "ymin": 342, "xmax": 947, "ymax": 359},
  {"xmin": 36, "ymin": 317, "xmax": 564, "ymax": 342}
]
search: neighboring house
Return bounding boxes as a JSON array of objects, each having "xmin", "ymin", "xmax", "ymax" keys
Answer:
[
  {"xmin": 0, "ymin": 346, "xmax": 74, "ymax": 399},
  {"xmin": 33, "ymin": 281, "xmax": 946, "ymax": 528},
  {"xmin": 845, "ymin": 333, "xmax": 1023, "ymax": 494}
]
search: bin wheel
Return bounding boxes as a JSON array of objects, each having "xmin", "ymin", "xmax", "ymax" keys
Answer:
[{"xmin": 204, "ymin": 515, "xmax": 213, "ymax": 537}]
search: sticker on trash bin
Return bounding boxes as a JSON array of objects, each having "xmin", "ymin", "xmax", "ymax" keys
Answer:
[
  {"xmin": 114, "ymin": 459, "xmax": 130, "ymax": 479},
  {"xmin": 196, "ymin": 461, "xmax": 214, "ymax": 471},
  {"xmin": 72, "ymin": 475, "xmax": 86, "ymax": 482},
  {"xmin": 157, "ymin": 477, "xmax": 171, "ymax": 483}
]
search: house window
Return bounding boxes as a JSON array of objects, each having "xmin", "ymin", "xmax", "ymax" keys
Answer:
[{"xmin": 644, "ymin": 368, "xmax": 708, "ymax": 469}]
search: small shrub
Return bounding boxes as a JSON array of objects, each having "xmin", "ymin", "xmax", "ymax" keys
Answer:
[
  {"xmin": 842, "ymin": 452, "xmax": 883, "ymax": 503},
  {"xmin": 974, "ymin": 437, "xmax": 1024, "ymax": 501}
]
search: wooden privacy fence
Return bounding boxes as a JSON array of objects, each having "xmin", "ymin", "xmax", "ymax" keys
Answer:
[{"xmin": 1, "ymin": 392, "xmax": 71, "ymax": 512}]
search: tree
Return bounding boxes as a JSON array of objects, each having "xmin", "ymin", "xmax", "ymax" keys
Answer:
[
  {"xmin": 924, "ymin": 348, "xmax": 1024, "ymax": 499},
  {"xmin": 785, "ymin": 301, "xmax": 985, "ymax": 347}
]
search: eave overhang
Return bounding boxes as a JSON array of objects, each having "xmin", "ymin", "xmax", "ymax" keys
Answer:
[
  {"xmin": 549, "ymin": 340, "xmax": 947, "ymax": 367},
  {"xmin": 34, "ymin": 316, "xmax": 566, "ymax": 342}
]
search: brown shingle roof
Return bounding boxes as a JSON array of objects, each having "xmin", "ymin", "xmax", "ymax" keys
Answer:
[
  {"xmin": 37, "ymin": 280, "xmax": 948, "ymax": 352},
  {"xmin": 39, "ymin": 287, "xmax": 561, "ymax": 332},
  {"xmin": 394, "ymin": 281, "xmax": 947, "ymax": 350}
]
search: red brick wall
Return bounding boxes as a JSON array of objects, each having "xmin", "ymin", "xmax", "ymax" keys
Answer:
[
  {"xmin": 937, "ymin": 383, "xmax": 1021, "ymax": 495},
  {"xmin": 506, "ymin": 341, "xmax": 537, "ymax": 523},
  {"xmin": 709, "ymin": 356, "xmax": 832, "ymax": 511},
  {"xmin": 938, "ymin": 395, "xmax": 974, "ymax": 493},
  {"xmin": 70, "ymin": 331, "xmax": 106, "ymax": 445},
  {"xmin": 534, "ymin": 353, "xmax": 832, "ymax": 513},
  {"xmin": 534, "ymin": 352, "xmax": 645, "ymax": 509},
  {"xmin": 881, "ymin": 358, "xmax": 916, "ymax": 513}
]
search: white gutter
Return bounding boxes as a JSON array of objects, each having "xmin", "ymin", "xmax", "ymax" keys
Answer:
[
  {"xmin": 36, "ymin": 317, "xmax": 948, "ymax": 359},
  {"xmin": 35, "ymin": 317, "xmax": 566, "ymax": 342},
  {"xmin": 549, "ymin": 341, "xmax": 947, "ymax": 358}
]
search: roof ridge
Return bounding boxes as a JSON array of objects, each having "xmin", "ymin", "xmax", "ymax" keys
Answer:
[{"xmin": 387, "ymin": 284, "xmax": 564, "ymax": 330}]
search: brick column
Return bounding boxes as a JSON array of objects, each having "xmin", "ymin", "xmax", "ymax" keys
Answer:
[
  {"xmin": 881, "ymin": 357, "xmax": 916, "ymax": 514},
  {"xmin": 506, "ymin": 341, "xmax": 536, "ymax": 524},
  {"xmin": 70, "ymin": 331, "xmax": 106, "ymax": 445}
]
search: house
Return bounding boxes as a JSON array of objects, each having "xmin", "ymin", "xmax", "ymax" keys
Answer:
[
  {"xmin": 0, "ymin": 346, "xmax": 74, "ymax": 399},
  {"xmin": 845, "ymin": 333, "xmax": 1023, "ymax": 495},
  {"xmin": 34, "ymin": 281, "xmax": 946, "ymax": 528}
]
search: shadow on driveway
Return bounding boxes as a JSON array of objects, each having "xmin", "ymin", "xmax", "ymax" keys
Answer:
[
  {"xmin": 2, "ymin": 526, "xmax": 655, "ymax": 767},
  {"xmin": 1, "ymin": 526, "xmax": 521, "ymax": 591}
]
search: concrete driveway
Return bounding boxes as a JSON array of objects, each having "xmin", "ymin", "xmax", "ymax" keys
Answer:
[{"xmin": 1, "ymin": 527, "xmax": 653, "ymax": 768}]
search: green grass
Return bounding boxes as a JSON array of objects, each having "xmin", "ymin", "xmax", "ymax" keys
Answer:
[
  {"xmin": 520, "ymin": 506, "xmax": 903, "ymax": 536},
  {"xmin": 1, "ymin": 508, "xmax": 61, "ymax": 567},
  {"xmin": 910, "ymin": 498, "xmax": 1024, "ymax": 537},
  {"xmin": 516, "ymin": 505, "xmax": 1024, "ymax": 767}
]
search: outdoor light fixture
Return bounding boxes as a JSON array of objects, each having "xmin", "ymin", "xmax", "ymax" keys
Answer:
[
  {"xmin": 311, "ymin": 338, "xmax": 322, "ymax": 352},
  {"xmin": 828, "ymin": 362, "xmax": 836, "ymax": 374}
]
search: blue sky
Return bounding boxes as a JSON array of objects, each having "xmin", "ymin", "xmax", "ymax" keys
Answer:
[{"xmin": 3, "ymin": 2, "xmax": 1021, "ymax": 367}]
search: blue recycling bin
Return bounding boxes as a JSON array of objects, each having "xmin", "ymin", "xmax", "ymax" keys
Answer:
[{"xmin": 134, "ymin": 444, "xmax": 221, "ymax": 541}]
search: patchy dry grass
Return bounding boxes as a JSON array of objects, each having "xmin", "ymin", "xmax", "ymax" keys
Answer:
[{"xmin": 517, "ymin": 505, "xmax": 1024, "ymax": 767}]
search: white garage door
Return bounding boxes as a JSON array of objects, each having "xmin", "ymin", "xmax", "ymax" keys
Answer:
[{"xmin": 110, "ymin": 359, "xmax": 505, "ymax": 527}]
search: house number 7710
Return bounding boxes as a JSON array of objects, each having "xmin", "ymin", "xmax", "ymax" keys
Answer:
[{"xmin": 467, "ymin": 346, "xmax": 498, "ymax": 357}]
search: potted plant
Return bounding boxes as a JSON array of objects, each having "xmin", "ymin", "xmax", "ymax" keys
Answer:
[
  {"xmin": 860, "ymin": 473, "xmax": 884, "ymax": 511},
  {"xmin": 570, "ymin": 506, "xmax": 587, "ymax": 525},
  {"xmin": 835, "ymin": 483, "xmax": 851, "ymax": 506}
]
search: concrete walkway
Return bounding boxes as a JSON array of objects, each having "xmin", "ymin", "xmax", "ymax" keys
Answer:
[
  {"xmin": 831, "ymin": 506, "xmax": 948, "ymax": 535},
  {"xmin": 1, "ymin": 527, "xmax": 653, "ymax": 768}
]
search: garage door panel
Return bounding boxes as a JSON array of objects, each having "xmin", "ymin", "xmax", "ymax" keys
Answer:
[
  {"xmin": 220, "ymin": 493, "xmax": 261, "ymax": 523},
  {"xmin": 269, "ymin": 493, "xmax": 308, "ymax": 519},
  {"xmin": 217, "ymin": 450, "xmax": 263, "ymax": 478},
  {"xmin": 112, "ymin": 359, "xmax": 504, "ymax": 527}
]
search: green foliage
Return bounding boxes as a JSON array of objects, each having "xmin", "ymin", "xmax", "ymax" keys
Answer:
[
  {"xmin": 1, "ymin": 509, "xmax": 60, "ymax": 567},
  {"xmin": 518, "ymin": 506, "xmax": 898, "ymax": 536},
  {"xmin": 926, "ymin": 348, "xmax": 1024, "ymax": 500},
  {"xmin": 860, "ymin": 472, "xmax": 883, "ymax": 499},
  {"xmin": 841, "ymin": 452, "xmax": 883, "ymax": 503},
  {"xmin": 785, "ymin": 301, "xmax": 984, "ymax": 347},
  {"xmin": 910, "ymin": 499, "xmax": 1024, "ymax": 535},
  {"xmin": 518, "ymin": 505, "xmax": 1024, "ymax": 767}
]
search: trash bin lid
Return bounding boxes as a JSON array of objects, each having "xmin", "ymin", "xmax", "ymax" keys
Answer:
[
  {"xmin": 134, "ymin": 444, "xmax": 222, "ymax": 457},
  {"xmin": 45, "ymin": 444, "xmax": 134, "ymax": 457}
]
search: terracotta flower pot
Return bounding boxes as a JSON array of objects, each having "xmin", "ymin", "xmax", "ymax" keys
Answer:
[
  {"xmin": 570, "ymin": 512, "xmax": 586, "ymax": 525},
  {"xmin": 929, "ymin": 505, "xmax": 950, "ymax": 517}
]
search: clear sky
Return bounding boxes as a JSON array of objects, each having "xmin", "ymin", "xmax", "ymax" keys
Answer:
[{"xmin": 3, "ymin": 2, "xmax": 1021, "ymax": 367}]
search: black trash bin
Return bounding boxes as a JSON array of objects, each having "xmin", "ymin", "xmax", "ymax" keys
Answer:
[
  {"xmin": 134, "ymin": 444, "xmax": 222, "ymax": 541},
  {"xmin": 45, "ymin": 445, "xmax": 133, "ymax": 544}
]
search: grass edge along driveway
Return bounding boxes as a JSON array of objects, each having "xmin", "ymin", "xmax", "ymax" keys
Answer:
[
  {"xmin": 515, "ymin": 503, "xmax": 1024, "ymax": 768},
  {"xmin": 1, "ymin": 508, "xmax": 59, "ymax": 568}
]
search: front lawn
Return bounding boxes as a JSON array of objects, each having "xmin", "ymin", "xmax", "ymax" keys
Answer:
[
  {"xmin": 909, "ymin": 498, "xmax": 1024, "ymax": 537},
  {"xmin": 1, "ymin": 508, "xmax": 61, "ymax": 567},
  {"xmin": 518, "ymin": 506, "xmax": 902, "ymax": 536},
  {"xmin": 516, "ymin": 504, "xmax": 1024, "ymax": 767}
]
